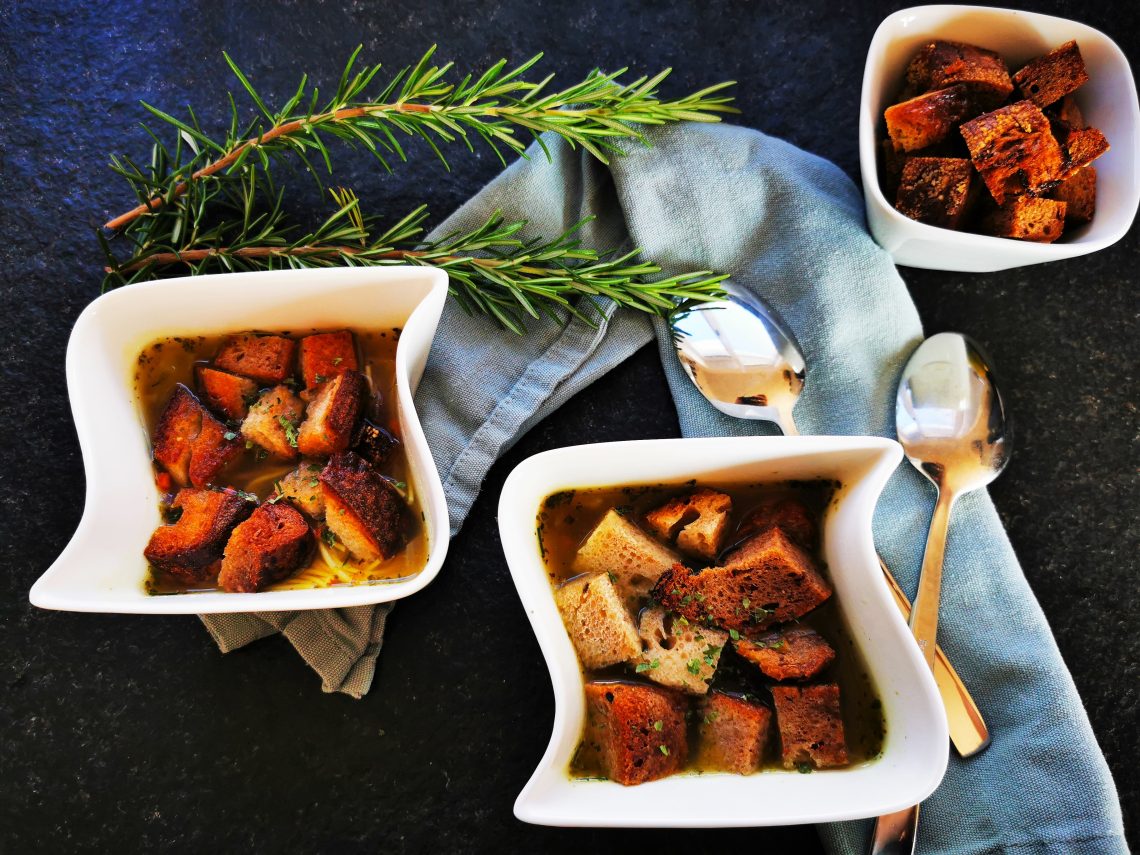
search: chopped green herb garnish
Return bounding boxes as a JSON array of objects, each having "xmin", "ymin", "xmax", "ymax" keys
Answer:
[
  {"xmin": 704, "ymin": 711, "xmax": 720, "ymax": 724},
  {"xmin": 277, "ymin": 415, "xmax": 299, "ymax": 448},
  {"xmin": 729, "ymin": 628, "xmax": 740, "ymax": 641},
  {"xmin": 659, "ymin": 745, "xmax": 670, "ymax": 756},
  {"xmin": 607, "ymin": 572, "xmax": 618, "ymax": 585},
  {"xmin": 653, "ymin": 719, "xmax": 663, "ymax": 732},
  {"xmin": 332, "ymin": 357, "xmax": 344, "ymax": 365},
  {"xmin": 686, "ymin": 659, "xmax": 702, "ymax": 675},
  {"xmin": 223, "ymin": 431, "xmax": 237, "ymax": 441},
  {"xmin": 321, "ymin": 528, "xmax": 337, "ymax": 547},
  {"xmin": 635, "ymin": 658, "xmax": 661, "ymax": 673},
  {"xmin": 797, "ymin": 762, "xmax": 813, "ymax": 774}
]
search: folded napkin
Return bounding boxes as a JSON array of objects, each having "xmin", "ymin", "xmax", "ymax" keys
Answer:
[{"xmin": 202, "ymin": 123, "xmax": 1126, "ymax": 853}]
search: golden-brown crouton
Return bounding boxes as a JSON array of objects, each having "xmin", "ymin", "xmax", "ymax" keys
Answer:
[
  {"xmin": 583, "ymin": 682, "xmax": 688, "ymax": 785},
  {"xmin": 153, "ymin": 384, "xmax": 241, "ymax": 487},
  {"xmin": 771, "ymin": 683, "xmax": 849, "ymax": 769},
  {"xmin": 960, "ymin": 101, "xmax": 1065, "ymax": 203},
  {"xmin": 1014, "ymin": 40, "xmax": 1089, "ymax": 108},
  {"xmin": 144, "ymin": 487, "xmax": 253, "ymax": 584},
  {"xmin": 298, "ymin": 330, "xmax": 358, "ymax": 389},
  {"xmin": 652, "ymin": 528, "xmax": 832, "ymax": 634},
  {"xmin": 277, "ymin": 461, "xmax": 326, "ymax": 519},
  {"xmin": 644, "ymin": 488, "xmax": 732, "ymax": 561},
  {"xmin": 902, "ymin": 40, "xmax": 1013, "ymax": 109},
  {"xmin": 698, "ymin": 692, "xmax": 773, "ymax": 774},
  {"xmin": 884, "ymin": 85, "xmax": 972, "ymax": 152},
  {"xmin": 982, "ymin": 196, "xmax": 1067, "ymax": 242},
  {"xmin": 554, "ymin": 573, "xmax": 641, "ymax": 669},
  {"xmin": 635, "ymin": 606, "xmax": 728, "ymax": 695},
  {"xmin": 297, "ymin": 370, "xmax": 363, "ymax": 457},
  {"xmin": 734, "ymin": 496, "xmax": 818, "ymax": 550},
  {"xmin": 197, "ymin": 366, "xmax": 258, "ymax": 421},
  {"xmin": 1050, "ymin": 166, "xmax": 1096, "ymax": 225},
  {"xmin": 1059, "ymin": 126, "xmax": 1109, "ymax": 177},
  {"xmin": 735, "ymin": 626, "xmax": 836, "ymax": 681},
  {"xmin": 572, "ymin": 509, "xmax": 681, "ymax": 602},
  {"xmin": 241, "ymin": 385, "xmax": 305, "ymax": 460},
  {"xmin": 218, "ymin": 502, "xmax": 313, "ymax": 593},
  {"xmin": 895, "ymin": 156, "xmax": 978, "ymax": 229},
  {"xmin": 320, "ymin": 451, "xmax": 406, "ymax": 561},
  {"xmin": 213, "ymin": 334, "xmax": 296, "ymax": 385}
]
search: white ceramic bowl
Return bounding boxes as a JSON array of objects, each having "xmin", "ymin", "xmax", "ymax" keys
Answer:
[
  {"xmin": 30, "ymin": 266, "xmax": 450, "ymax": 614},
  {"xmin": 860, "ymin": 4, "xmax": 1140, "ymax": 271},
  {"xmin": 498, "ymin": 436, "xmax": 948, "ymax": 827}
]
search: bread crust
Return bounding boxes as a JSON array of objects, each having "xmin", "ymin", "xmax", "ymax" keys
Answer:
[
  {"xmin": 219, "ymin": 502, "xmax": 313, "ymax": 593},
  {"xmin": 771, "ymin": 683, "xmax": 849, "ymax": 769},
  {"xmin": 320, "ymin": 451, "xmax": 406, "ymax": 561},
  {"xmin": 698, "ymin": 691, "xmax": 773, "ymax": 774},
  {"xmin": 584, "ymin": 682, "xmax": 688, "ymax": 785},
  {"xmin": 735, "ymin": 626, "xmax": 836, "ymax": 681},
  {"xmin": 197, "ymin": 366, "xmax": 258, "ymax": 421},
  {"xmin": 297, "ymin": 370, "xmax": 364, "ymax": 457},
  {"xmin": 298, "ymin": 330, "xmax": 358, "ymax": 389},
  {"xmin": 960, "ymin": 101, "xmax": 1064, "ymax": 203},
  {"xmin": 144, "ymin": 487, "xmax": 253, "ymax": 584},
  {"xmin": 213, "ymin": 334, "xmax": 296, "ymax": 385}
]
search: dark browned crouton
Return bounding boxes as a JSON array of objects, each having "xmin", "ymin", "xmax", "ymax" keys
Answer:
[
  {"xmin": 735, "ymin": 626, "xmax": 836, "ymax": 681},
  {"xmin": 277, "ymin": 461, "xmax": 326, "ymax": 518},
  {"xmin": 1014, "ymin": 40, "xmax": 1089, "ymax": 108},
  {"xmin": 153, "ymin": 384, "xmax": 242, "ymax": 487},
  {"xmin": 884, "ymin": 85, "xmax": 972, "ymax": 152},
  {"xmin": 583, "ymin": 682, "xmax": 687, "ymax": 785},
  {"xmin": 197, "ymin": 366, "xmax": 258, "ymax": 421},
  {"xmin": 218, "ymin": 502, "xmax": 313, "ymax": 593},
  {"xmin": 320, "ymin": 451, "xmax": 406, "ymax": 561},
  {"xmin": 298, "ymin": 330, "xmax": 358, "ymax": 389},
  {"xmin": 902, "ymin": 40, "xmax": 1013, "ymax": 109},
  {"xmin": 697, "ymin": 692, "xmax": 773, "ymax": 774},
  {"xmin": 213, "ymin": 334, "xmax": 296, "ymax": 385},
  {"xmin": 152, "ymin": 385, "xmax": 203, "ymax": 486},
  {"xmin": 1059, "ymin": 126, "xmax": 1109, "ymax": 177},
  {"xmin": 895, "ymin": 157, "xmax": 978, "ymax": 229},
  {"xmin": 352, "ymin": 419, "xmax": 401, "ymax": 468},
  {"xmin": 653, "ymin": 528, "xmax": 832, "ymax": 634},
  {"xmin": 982, "ymin": 196, "xmax": 1067, "ymax": 243},
  {"xmin": 771, "ymin": 683, "xmax": 849, "ymax": 769},
  {"xmin": 879, "ymin": 138, "xmax": 909, "ymax": 199},
  {"xmin": 144, "ymin": 487, "xmax": 253, "ymax": 584},
  {"xmin": 1052, "ymin": 94, "xmax": 1085, "ymax": 130},
  {"xmin": 297, "ymin": 370, "xmax": 363, "ymax": 457},
  {"xmin": 644, "ymin": 488, "xmax": 732, "ymax": 560},
  {"xmin": 734, "ymin": 497, "xmax": 818, "ymax": 551},
  {"xmin": 960, "ymin": 101, "xmax": 1065, "ymax": 203},
  {"xmin": 1050, "ymin": 166, "xmax": 1096, "ymax": 225},
  {"xmin": 241, "ymin": 385, "xmax": 305, "ymax": 460}
]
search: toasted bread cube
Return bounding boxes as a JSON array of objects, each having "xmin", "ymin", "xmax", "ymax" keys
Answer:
[
  {"xmin": 653, "ymin": 528, "xmax": 832, "ymax": 634},
  {"xmin": 1060, "ymin": 126, "xmax": 1109, "ymax": 178},
  {"xmin": 902, "ymin": 40, "xmax": 1013, "ymax": 109},
  {"xmin": 960, "ymin": 101, "xmax": 1065, "ymax": 203},
  {"xmin": 278, "ymin": 461, "xmax": 326, "ymax": 519},
  {"xmin": 1014, "ymin": 40, "xmax": 1089, "ymax": 108},
  {"xmin": 884, "ymin": 85, "xmax": 971, "ymax": 153},
  {"xmin": 1052, "ymin": 94, "xmax": 1085, "ymax": 130},
  {"xmin": 879, "ymin": 138, "xmax": 909, "ymax": 199},
  {"xmin": 983, "ymin": 196, "xmax": 1067, "ymax": 243},
  {"xmin": 298, "ymin": 330, "xmax": 358, "ymax": 389},
  {"xmin": 352, "ymin": 419, "xmax": 401, "ymax": 468},
  {"xmin": 144, "ymin": 488, "xmax": 253, "ymax": 584},
  {"xmin": 297, "ymin": 370, "xmax": 364, "ymax": 457},
  {"xmin": 213, "ymin": 334, "xmax": 296, "ymax": 385},
  {"xmin": 734, "ymin": 497, "xmax": 818, "ymax": 551},
  {"xmin": 555, "ymin": 573, "xmax": 641, "ymax": 669},
  {"xmin": 735, "ymin": 626, "xmax": 836, "ymax": 681},
  {"xmin": 771, "ymin": 683, "xmax": 849, "ymax": 769},
  {"xmin": 320, "ymin": 451, "xmax": 406, "ymax": 561},
  {"xmin": 241, "ymin": 385, "xmax": 304, "ymax": 460},
  {"xmin": 698, "ymin": 692, "xmax": 773, "ymax": 774},
  {"xmin": 197, "ymin": 366, "xmax": 258, "ymax": 421},
  {"xmin": 635, "ymin": 606, "xmax": 728, "ymax": 695},
  {"xmin": 1051, "ymin": 166, "xmax": 1096, "ymax": 225},
  {"xmin": 895, "ymin": 156, "xmax": 977, "ymax": 229},
  {"xmin": 584, "ymin": 682, "xmax": 688, "ymax": 785},
  {"xmin": 153, "ymin": 384, "xmax": 241, "ymax": 487},
  {"xmin": 644, "ymin": 489, "xmax": 732, "ymax": 561},
  {"xmin": 572, "ymin": 509, "xmax": 681, "ymax": 601},
  {"xmin": 218, "ymin": 502, "xmax": 313, "ymax": 593},
  {"xmin": 152, "ymin": 385, "xmax": 203, "ymax": 486}
]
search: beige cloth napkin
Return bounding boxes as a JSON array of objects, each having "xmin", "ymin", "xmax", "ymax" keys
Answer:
[{"xmin": 200, "ymin": 605, "xmax": 392, "ymax": 698}]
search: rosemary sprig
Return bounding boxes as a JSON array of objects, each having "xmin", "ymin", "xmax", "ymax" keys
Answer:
[{"xmin": 101, "ymin": 48, "xmax": 735, "ymax": 332}]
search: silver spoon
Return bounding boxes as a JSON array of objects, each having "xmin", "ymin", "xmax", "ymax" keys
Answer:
[
  {"xmin": 868, "ymin": 332, "xmax": 1011, "ymax": 855},
  {"xmin": 671, "ymin": 293, "xmax": 992, "ymax": 759}
]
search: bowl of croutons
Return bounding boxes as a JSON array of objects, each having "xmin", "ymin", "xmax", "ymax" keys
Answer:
[{"xmin": 859, "ymin": 5, "xmax": 1139, "ymax": 271}]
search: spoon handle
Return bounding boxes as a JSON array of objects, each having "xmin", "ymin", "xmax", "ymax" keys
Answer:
[
  {"xmin": 909, "ymin": 489, "xmax": 956, "ymax": 671},
  {"xmin": 868, "ymin": 804, "xmax": 919, "ymax": 855}
]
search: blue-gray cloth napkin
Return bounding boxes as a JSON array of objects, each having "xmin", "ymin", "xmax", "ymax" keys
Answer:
[{"xmin": 205, "ymin": 122, "xmax": 1126, "ymax": 854}]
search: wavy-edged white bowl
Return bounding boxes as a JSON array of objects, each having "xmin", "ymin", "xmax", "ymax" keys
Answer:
[
  {"xmin": 860, "ymin": 5, "xmax": 1140, "ymax": 271},
  {"xmin": 499, "ymin": 436, "xmax": 948, "ymax": 827},
  {"xmin": 30, "ymin": 266, "xmax": 450, "ymax": 614}
]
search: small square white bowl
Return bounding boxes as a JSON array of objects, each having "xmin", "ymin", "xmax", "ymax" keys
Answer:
[
  {"xmin": 498, "ymin": 436, "xmax": 949, "ymax": 827},
  {"xmin": 30, "ymin": 266, "xmax": 450, "ymax": 614},
  {"xmin": 860, "ymin": 4, "xmax": 1140, "ymax": 271}
]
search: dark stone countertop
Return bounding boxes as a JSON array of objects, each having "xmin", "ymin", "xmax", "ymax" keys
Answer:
[{"xmin": 1, "ymin": 1, "xmax": 1135, "ymax": 851}]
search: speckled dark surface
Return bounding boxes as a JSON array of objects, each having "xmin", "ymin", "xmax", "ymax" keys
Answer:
[{"xmin": 1, "ymin": 1, "xmax": 1136, "ymax": 851}]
